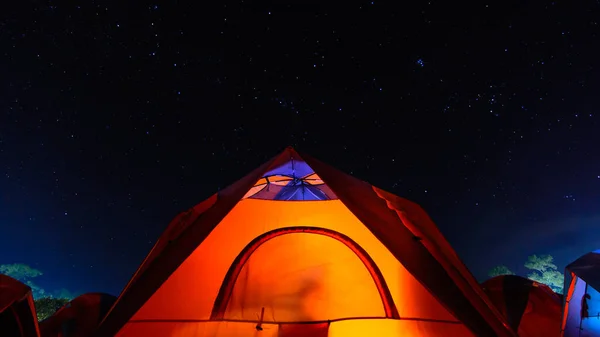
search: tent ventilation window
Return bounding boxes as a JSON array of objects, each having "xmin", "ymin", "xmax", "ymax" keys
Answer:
[{"xmin": 243, "ymin": 173, "xmax": 338, "ymax": 201}]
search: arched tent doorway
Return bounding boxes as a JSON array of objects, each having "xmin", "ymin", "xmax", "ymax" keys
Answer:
[{"xmin": 211, "ymin": 226, "xmax": 399, "ymax": 324}]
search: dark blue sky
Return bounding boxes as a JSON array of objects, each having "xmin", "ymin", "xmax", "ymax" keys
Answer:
[{"xmin": 2, "ymin": 1, "xmax": 600, "ymax": 297}]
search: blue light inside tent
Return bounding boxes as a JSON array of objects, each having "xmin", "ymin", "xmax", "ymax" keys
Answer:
[
  {"xmin": 248, "ymin": 175, "xmax": 338, "ymax": 201},
  {"xmin": 564, "ymin": 278, "xmax": 586, "ymax": 337},
  {"xmin": 263, "ymin": 158, "xmax": 314, "ymax": 178},
  {"xmin": 272, "ymin": 181, "xmax": 330, "ymax": 201},
  {"xmin": 246, "ymin": 158, "xmax": 338, "ymax": 201},
  {"xmin": 565, "ymin": 278, "xmax": 600, "ymax": 337},
  {"xmin": 582, "ymin": 286, "xmax": 600, "ymax": 336}
]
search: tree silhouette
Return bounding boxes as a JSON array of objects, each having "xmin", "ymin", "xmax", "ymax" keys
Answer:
[
  {"xmin": 34, "ymin": 297, "xmax": 70, "ymax": 321},
  {"xmin": 487, "ymin": 254, "xmax": 564, "ymax": 294},
  {"xmin": 524, "ymin": 254, "xmax": 564, "ymax": 293},
  {"xmin": 488, "ymin": 265, "xmax": 515, "ymax": 278},
  {"xmin": 0, "ymin": 263, "xmax": 78, "ymax": 300},
  {"xmin": 0, "ymin": 263, "xmax": 78, "ymax": 320},
  {"xmin": 0, "ymin": 263, "xmax": 43, "ymax": 280},
  {"xmin": 0, "ymin": 263, "xmax": 47, "ymax": 298}
]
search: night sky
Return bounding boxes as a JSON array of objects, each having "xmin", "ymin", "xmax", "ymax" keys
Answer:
[{"xmin": 2, "ymin": 1, "xmax": 600, "ymax": 297}]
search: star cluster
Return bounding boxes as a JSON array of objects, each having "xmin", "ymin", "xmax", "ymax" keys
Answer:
[{"xmin": 1, "ymin": 1, "xmax": 600, "ymax": 294}]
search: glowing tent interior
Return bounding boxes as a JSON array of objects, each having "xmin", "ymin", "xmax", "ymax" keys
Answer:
[
  {"xmin": 481, "ymin": 275, "xmax": 562, "ymax": 337},
  {"xmin": 562, "ymin": 250, "xmax": 600, "ymax": 337},
  {"xmin": 39, "ymin": 293, "xmax": 116, "ymax": 337},
  {"xmin": 0, "ymin": 274, "xmax": 40, "ymax": 337},
  {"xmin": 95, "ymin": 147, "xmax": 516, "ymax": 337}
]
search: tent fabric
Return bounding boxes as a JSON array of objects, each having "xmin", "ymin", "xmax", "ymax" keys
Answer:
[
  {"xmin": 39, "ymin": 292, "xmax": 117, "ymax": 337},
  {"xmin": 481, "ymin": 275, "xmax": 561, "ymax": 337},
  {"xmin": 562, "ymin": 251, "xmax": 600, "ymax": 337},
  {"xmin": 0, "ymin": 274, "xmax": 40, "ymax": 337},
  {"xmin": 566, "ymin": 250, "xmax": 600, "ymax": 292},
  {"xmin": 95, "ymin": 147, "xmax": 516, "ymax": 337}
]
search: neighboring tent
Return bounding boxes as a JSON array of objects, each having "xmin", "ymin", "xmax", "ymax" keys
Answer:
[
  {"xmin": 0, "ymin": 274, "xmax": 40, "ymax": 337},
  {"xmin": 481, "ymin": 275, "xmax": 562, "ymax": 337},
  {"xmin": 39, "ymin": 293, "xmax": 116, "ymax": 337},
  {"xmin": 562, "ymin": 250, "xmax": 600, "ymax": 337},
  {"xmin": 96, "ymin": 147, "xmax": 516, "ymax": 337}
]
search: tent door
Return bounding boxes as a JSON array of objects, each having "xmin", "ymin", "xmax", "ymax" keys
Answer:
[{"xmin": 210, "ymin": 226, "xmax": 399, "ymax": 322}]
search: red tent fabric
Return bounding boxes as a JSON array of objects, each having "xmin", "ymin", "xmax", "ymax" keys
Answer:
[
  {"xmin": 96, "ymin": 147, "xmax": 515, "ymax": 337},
  {"xmin": 39, "ymin": 293, "xmax": 116, "ymax": 337},
  {"xmin": 482, "ymin": 275, "xmax": 562, "ymax": 337},
  {"xmin": 0, "ymin": 274, "xmax": 40, "ymax": 337}
]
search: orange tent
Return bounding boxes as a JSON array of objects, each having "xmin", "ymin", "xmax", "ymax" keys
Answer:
[
  {"xmin": 0, "ymin": 274, "xmax": 40, "ymax": 337},
  {"xmin": 96, "ymin": 147, "xmax": 515, "ymax": 337},
  {"xmin": 39, "ymin": 293, "xmax": 116, "ymax": 337},
  {"xmin": 482, "ymin": 275, "xmax": 562, "ymax": 337}
]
